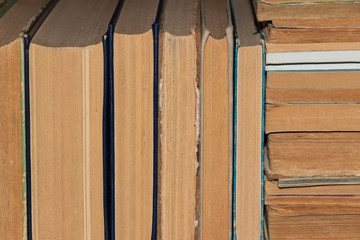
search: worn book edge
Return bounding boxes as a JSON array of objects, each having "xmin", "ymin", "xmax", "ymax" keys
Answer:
[
  {"xmin": 264, "ymin": 146, "xmax": 360, "ymax": 187},
  {"xmin": 278, "ymin": 177, "xmax": 360, "ymax": 188}
]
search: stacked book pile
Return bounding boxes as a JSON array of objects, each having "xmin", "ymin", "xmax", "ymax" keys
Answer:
[{"xmin": 258, "ymin": 0, "xmax": 360, "ymax": 239}]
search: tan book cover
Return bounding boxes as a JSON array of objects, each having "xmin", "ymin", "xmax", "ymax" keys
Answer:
[
  {"xmin": 113, "ymin": 0, "xmax": 159, "ymax": 238},
  {"xmin": 29, "ymin": 0, "xmax": 117, "ymax": 238},
  {"xmin": 232, "ymin": 0, "xmax": 264, "ymax": 239}
]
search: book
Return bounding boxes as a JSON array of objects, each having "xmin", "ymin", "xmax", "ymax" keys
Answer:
[
  {"xmin": 255, "ymin": 0, "xmax": 360, "ymax": 21},
  {"xmin": 266, "ymin": 104, "xmax": 360, "ymax": 133},
  {"xmin": 265, "ymin": 41, "xmax": 360, "ymax": 58},
  {"xmin": 201, "ymin": 0, "xmax": 233, "ymax": 238},
  {"xmin": 266, "ymin": 71, "xmax": 360, "ymax": 103},
  {"xmin": 267, "ymin": 72, "xmax": 360, "ymax": 104},
  {"xmin": 267, "ymin": 71, "xmax": 360, "ymax": 89},
  {"xmin": 112, "ymin": 0, "xmax": 159, "ymax": 238},
  {"xmin": 265, "ymin": 24, "xmax": 360, "ymax": 44},
  {"xmin": 28, "ymin": 0, "xmax": 117, "ymax": 238},
  {"xmin": 0, "ymin": 0, "xmax": 53, "ymax": 238},
  {"xmin": 265, "ymin": 180, "xmax": 360, "ymax": 239},
  {"xmin": 266, "ymin": 132, "xmax": 360, "ymax": 180},
  {"xmin": 271, "ymin": 18, "xmax": 360, "ymax": 29},
  {"xmin": 232, "ymin": 0, "xmax": 264, "ymax": 238},
  {"xmin": 266, "ymin": 50, "xmax": 360, "ymax": 65},
  {"xmin": 157, "ymin": 0, "xmax": 200, "ymax": 238}
]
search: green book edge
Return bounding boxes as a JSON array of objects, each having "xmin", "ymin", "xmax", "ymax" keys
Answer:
[
  {"xmin": 0, "ymin": 0, "xmax": 18, "ymax": 18},
  {"xmin": 19, "ymin": 36, "xmax": 27, "ymax": 240}
]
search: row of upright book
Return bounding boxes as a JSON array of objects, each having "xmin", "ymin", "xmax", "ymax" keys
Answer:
[
  {"xmin": 1, "ymin": 0, "xmax": 263, "ymax": 239},
  {"xmin": 2, "ymin": 0, "xmax": 360, "ymax": 239}
]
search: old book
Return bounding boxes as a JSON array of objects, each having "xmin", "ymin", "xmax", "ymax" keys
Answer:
[
  {"xmin": 267, "ymin": 51, "xmax": 360, "ymax": 64},
  {"xmin": 267, "ymin": 88, "xmax": 360, "ymax": 104},
  {"xmin": 272, "ymin": 18, "xmax": 360, "ymax": 29},
  {"xmin": 265, "ymin": 180, "xmax": 360, "ymax": 239},
  {"xmin": 263, "ymin": 25, "xmax": 360, "ymax": 55},
  {"xmin": 267, "ymin": 63, "xmax": 360, "ymax": 71},
  {"xmin": 267, "ymin": 71, "xmax": 360, "ymax": 89},
  {"xmin": 113, "ymin": 0, "xmax": 159, "ymax": 239},
  {"xmin": 29, "ymin": 0, "xmax": 117, "ymax": 238},
  {"xmin": 265, "ymin": 25, "xmax": 360, "ymax": 44},
  {"xmin": 266, "ymin": 71, "xmax": 360, "ymax": 103},
  {"xmin": 201, "ymin": 0, "xmax": 233, "ymax": 239},
  {"xmin": 255, "ymin": 0, "xmax": 360, "ymax": 21},
  {"xmin": 231, "ymin": 0, "xmax": 263, "ymax": 239},
  {"xmin": 266, "ymin": 132, "xmax": 360, "ymax": 180},
  {"xmin": 266, "ymin": 41, "xmax": 360, "ymax": 54},
  {"xmin": 0, "ymin": 0, "xmax": 53, "ymax": 239},
  {"xmin": 158, "ymin": 0, "xmax": 200, "ymax": 239},
  {"xmin": 266, "ymin": 104, "xmax": 360, "ymax": 133}
]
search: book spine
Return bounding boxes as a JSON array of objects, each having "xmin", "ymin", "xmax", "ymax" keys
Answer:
[
  {"xmin": 24, "ymin": 33, "xmax": 32, "ymax": 240},
  {"xmin": 261, "ymin": 42, "xmax": 265, "ymax": 240},
  {"xmin": 102, "ymin": 33, "xmax": 111, "ymax": 240},
  {"xmin": 151, "ymin": 0, "xmax": 162, "ymax": 238},
  {"xmin": 232, "ymin": 39, "xmax": 240, "ymax": 240},
  {"xmin": 103, "ymin": 2, "xmax": 124, "ymax": 239}
]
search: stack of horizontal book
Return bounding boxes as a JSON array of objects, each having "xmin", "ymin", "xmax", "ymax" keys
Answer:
[{"xmin": 260, "ymin": 2, "xmax": 360, "ymax": 239}]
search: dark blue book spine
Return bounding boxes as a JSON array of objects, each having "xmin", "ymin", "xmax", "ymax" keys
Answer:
[
  {"xmin": 103, "ymin": 1, "xmax": 124, "ymax": 239},
  {"xmin": 151, "ymin": 1, "xmax": 162, "ymax": 239},
  {"xmin": 24, "ymin": 34, "xmax": 32, "ymax": 240},
  {"xmin": 102, "ymin": 33, "xmax": 111, "ymax": 240}
]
